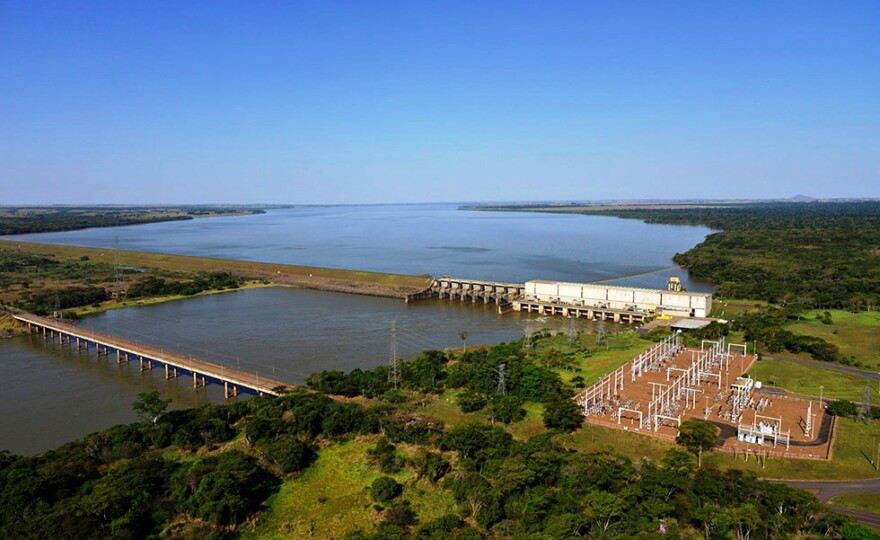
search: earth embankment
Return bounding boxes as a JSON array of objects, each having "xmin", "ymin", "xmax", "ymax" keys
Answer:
[{"xmin": 0, "ymin": 240, "xmax": 432, "ymax": 299}]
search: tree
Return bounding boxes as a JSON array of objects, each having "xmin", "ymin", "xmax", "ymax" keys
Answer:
[
  {"xmin": 459, "ymin": 331, "xmax": 469, "ymax": 353},
  {"xmin": 676, "ymin": 419, "xmax": 719, "ymax": 464},
  {"xmin": 371, "ymin": 476, "xmax": 403, "ymax": 504},
  {"xmin": 826, "ymin": 400, "xmax": 857, "ymax": 417},
  {"xmin": 542, "ymin": 396, "xmax": 583, "ymax": 432},
  {"xmin": 132, "ymin": 391, "xmax": 170, "ymax": 424}
]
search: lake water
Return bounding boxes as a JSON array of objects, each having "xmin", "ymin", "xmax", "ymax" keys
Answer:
[
  {"xmin": 1, "ymin": 205, "xmax": 714, "ymax": 454},
  {"xmin": 10, "ymin": 204, "xmax": 714, "ymax": 289}
]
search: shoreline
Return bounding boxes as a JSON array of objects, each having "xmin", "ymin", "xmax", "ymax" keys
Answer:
[{"xmin": 0, "ymin": 238, "xmax": 432, "ymax": 300}]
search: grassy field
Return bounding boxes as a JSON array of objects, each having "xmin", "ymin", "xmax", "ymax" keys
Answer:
[
  {"xmin": 561, "ymin": 423, "xmax": 674, "ymax": 463},
  {"xmin": 785, "ymin": 309, "xmax": 880, "ymax": 370},
  {"xmin": 748, "ymin": 356, "xmax": 877, "ymax": 402},
  {"xmin": 422, "ymin": 390, "xmax": 549, "ymax": 441},
  {"xmin": 562, "ymin": 414, "xmax": 880, "ymax": 481},
  {"xmin": 532, "ymin": 330, "xmax": 652, "ymax": 387},
  {"xmin": 829, "ymin": 492, "xmax": 880, "ymax": 514},
  {"xmin": 242, "ymin": 437, "xmax": 456, "ymax": 540},
  {"xmin": 710, "ymin": 299, "xmax": 771, "ymax": 318}
]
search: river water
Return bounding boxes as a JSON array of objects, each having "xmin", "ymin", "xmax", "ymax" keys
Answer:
[{"xmin": 1, "ymin": 205, "xmax": 714, "ymax": 454}]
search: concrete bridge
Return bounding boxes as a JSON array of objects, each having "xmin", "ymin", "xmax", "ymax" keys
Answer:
[
  {"xmin": 10, "ymin": 311, "xmax": 291, "ymax": 398},
  {"xmin": 405, "ymin": 277, "xmax": 525, "ymax": 304}
]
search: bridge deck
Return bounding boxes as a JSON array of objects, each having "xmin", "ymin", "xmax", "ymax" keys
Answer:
[{"xmin": 11, "ymin": 311, "xmax": 290, "ymax": 396}]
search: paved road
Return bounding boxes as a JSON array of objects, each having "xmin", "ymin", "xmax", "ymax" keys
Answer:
[
  {"xmin": 762, "ymin": 353, "xmax": 880, "ymax": 383},
  {"xmin": 778, "ymin": 478, "xmax": 880, "ymax": 530},
  {"xmin": 780, "ymin": 478, "xmax": 880, "ymax": 502},
  {"xmin": 830, "ymin": 506, "xmax": 880, "ymax": 529}
]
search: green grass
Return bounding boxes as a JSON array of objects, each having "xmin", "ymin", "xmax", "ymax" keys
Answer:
[
  {"xmin": 703, "ymin": 417, "xmax": 880, "ymax": 480},
  {"xmin": 785, "ymin": 309, "xmax": 880, "ymax": 370},
  {"xmin": 562, "ymin": 416, "xmax": 880, "ymax": 481},
  {"xmin": 829, "ymin": 492, "xmax": 880, "ymax": 513},
  {"xmin": 422, "ymin": 390, "xmax": 548, "ymax": 441},
  {"xmin": 560, "ymin": 423, "xmax": 674, "ymax": 463},
  {"xmin": 710, "ymin": 299, "xmax": 771, "ymax": 318},
  {"xmin": 506, "ymin": 402, "xmax": 548, "ymax": 440},
  {"xmin": 242, "ymin": 437, "xmax": 456, "ymax": 540},
  {"xmin": 532, "ymin": 330, "xmax": 652, "ymax": 387},
  {"xmin": 748, "ymin": 356, "xmax": 876, "ymax": 402}
]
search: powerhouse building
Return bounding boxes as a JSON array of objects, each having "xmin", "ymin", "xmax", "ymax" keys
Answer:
[{"xmin": 524, "ymin": 280, "xmax": 712, "ymax": 318}]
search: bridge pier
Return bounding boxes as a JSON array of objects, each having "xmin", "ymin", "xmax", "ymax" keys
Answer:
[
  {"xmin": 11, "ymin": 312, "xmax": 290, "ymax": 397},
  {"xmin": 165, "ymin": 364, "xmax": 178, "ymax": 379},
  {"xmin": 140, "ymin": 356, "xmax": 154, "ymax": 372}
]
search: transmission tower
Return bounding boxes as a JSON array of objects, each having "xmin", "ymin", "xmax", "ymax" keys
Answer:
[
  {"xmin": 389, "ymin": 320, "xmax": 401, "ymax": 387},
  {"xmin": 857, "ymin": 384, "xmax": 872, "ymax": 422},
  {"xmin": 596, "ymin": 320, "xmax": 607, "ymax": 348},
  {"xmin": 495, "ymin": 363, "xmax": 507, "ymax": 396},
  {"xmin": 568, "ymin": 315, "xmax": 577, "ymax": 347}
]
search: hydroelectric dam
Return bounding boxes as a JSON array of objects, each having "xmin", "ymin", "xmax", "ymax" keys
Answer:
[{"xmin": 406, "ymin": 276, "xmax": 713, "ymax": 324}]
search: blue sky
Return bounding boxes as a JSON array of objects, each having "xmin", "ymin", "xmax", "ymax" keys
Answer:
[{"xmin": 1, "ymin": 1, "xmax": 878, "ymax": 204}]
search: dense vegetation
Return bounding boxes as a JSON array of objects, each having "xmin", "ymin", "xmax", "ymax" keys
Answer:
[
  {"xmin": 2, "ymin": 340, "xmax": 877, "ymax": 539},
  {"xmin": 306, "ymin": 343, "xmax": 570, "ymax": 426},
  {"xmin": 0, "ymin": 248, "xmax": 245, "ymax": 315},
  {"xmin": 0, "ymin": 206, "xmax": 268, "ymax": 235},
  {"xmin": 479, "ymin": 201, "xmax": 880, "ymax": 310}
]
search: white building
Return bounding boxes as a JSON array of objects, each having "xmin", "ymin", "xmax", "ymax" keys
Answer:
[{"xmin": 523, "ymin": 280, "xmax": 713, "ymax": 318}]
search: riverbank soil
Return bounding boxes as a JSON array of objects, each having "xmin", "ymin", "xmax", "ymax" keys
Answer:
[{"xmin": 0, "ymin": 313, "xmax": 27, "ymax": 337}]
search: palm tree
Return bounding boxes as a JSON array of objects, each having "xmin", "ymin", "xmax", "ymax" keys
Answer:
[{"xmin": 459, "ymin": 331, "xmax": 469, "ymax": 353}]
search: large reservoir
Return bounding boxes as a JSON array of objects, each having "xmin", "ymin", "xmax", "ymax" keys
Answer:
[{"xmin": 9, "ymin": 204, "xmax": 714, "ymax": 289}]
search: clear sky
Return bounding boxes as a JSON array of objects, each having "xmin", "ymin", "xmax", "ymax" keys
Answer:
[{"xmin": 1, "ymin": 1, "xmax": 878, "ymax": 204}]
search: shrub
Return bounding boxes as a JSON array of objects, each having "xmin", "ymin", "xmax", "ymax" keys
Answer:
[
  {"xmin": 371, "ymin": 476, "xmax": 402, "ymax": 504},
  {"xmin": 260, "ymin": 435, "xmax": 315, "ymax": 473},
  {"xmin": 368, "ymin": 437, "xmax": 405, "ymax": 473},
  {"xmin": 826, "ymin": 400, "xmax": 858, "ymax": 417},
  {"xmin": 457, "ymin": 391, "xmax": 487, "ymax": 413}
]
